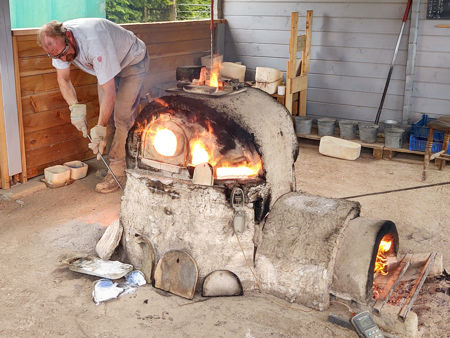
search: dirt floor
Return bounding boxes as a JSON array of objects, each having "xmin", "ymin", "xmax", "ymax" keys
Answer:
[{"xmin": 0, "ymin": 141, "xmax": 448, "ymax": 338}]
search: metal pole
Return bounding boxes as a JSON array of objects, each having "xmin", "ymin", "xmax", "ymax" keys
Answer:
[
  {"xmin": 375, "ymin": 0, "xmax": 412, "ymax": 125},
  {"xmin": 210, "ymin": 0, "xmax": 214, "ymax": 68},
  {"xmin": 87, "ymin": 134, "xmax": 123, "ymax": 191}
]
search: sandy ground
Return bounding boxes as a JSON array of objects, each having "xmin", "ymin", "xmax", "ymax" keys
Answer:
[{"xmin": 0, "ymin": 143, "xmax": 448, "ymax": 338}]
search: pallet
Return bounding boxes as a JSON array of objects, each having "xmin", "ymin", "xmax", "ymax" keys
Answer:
[
  {"xmin": 297, "ymin": 133, "xmax": 384, "ymax": 159},
  {"xmin": 297, "ymin": 132, "xmax": 450, "ymax": 166}
]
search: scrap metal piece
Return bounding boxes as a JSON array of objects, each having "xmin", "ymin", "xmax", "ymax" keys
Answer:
[
  {"xmin": 154, "ymin": 250, "xmax": 198, "ymax": 299},
  {"xmin": 67, "ymin": 255, "xmax": 133, "ymax": 279}
]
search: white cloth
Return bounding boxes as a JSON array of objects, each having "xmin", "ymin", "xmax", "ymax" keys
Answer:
[{"xmin": 52, "ymin": 18, "xmax": 147, "ymax": 85}]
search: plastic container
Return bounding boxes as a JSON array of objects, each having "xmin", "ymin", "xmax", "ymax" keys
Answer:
[
  {"xmin": 384, "ymin": 127, "xmax": 404, "ymax": 149},
  {"xmin": 409, "ymin": 135, "xmax": 450, "ymax": 154},
  {"xmin": 411, "ymin": 115, "xmax": 444, "ymax": 142},
  {"xmin": 317, "ymin": 118, "xmax": 336, "ymax": 136},
  {"xmin": 358, "ymin": 122, "xmax": 379, "ymax": 143},
  {"xmin": 64, "ymin": 160, "xmax": 88, "ymax": 180},
  {"xmin": 294, "ymin": 116, "xmax": 313, "ymax": 135},
  {"xmin": 338, "ymin": 120, "xmax": 357, "ymax": 140}
]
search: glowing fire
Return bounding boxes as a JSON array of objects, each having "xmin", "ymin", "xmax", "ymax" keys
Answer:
[
  {"xmin": 188, "ymin": 135, "xmax": 262, "ymax": 179},
  {"xmin": 209, "ymin": 67, "xmax": 219, "ymax": 87},
  {"xmin": 217, "ymin": 162, "xmax": 262, "ymax": 178},
  {"xmin": 374, "ymin": 236, "xmax": 393, "ymax": 276},
  {"xmin": 190, "ymin": 139, "xmax": 210, "ymax": 165},
  {"xmin": 154, "ymin": 129, "xmax": 177, "ymax": 156}
]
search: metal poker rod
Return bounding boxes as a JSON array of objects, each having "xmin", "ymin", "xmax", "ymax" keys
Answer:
[{"xmin": 87, "ymin": 134, "xmax": 123, "ymax": 190}]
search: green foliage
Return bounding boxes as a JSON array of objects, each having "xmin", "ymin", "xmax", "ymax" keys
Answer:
[
  {"xmin": 176, "ymin": 0, "xmax": 210, "ymax": 20},
  {"xmin": 105, "ymin": 0, "xmax": 210, "ymax": 23}
]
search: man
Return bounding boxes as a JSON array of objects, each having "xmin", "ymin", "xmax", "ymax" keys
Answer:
[{"xmin": 37, "ymin": 18, "xmax": 149, "ymax": 193}]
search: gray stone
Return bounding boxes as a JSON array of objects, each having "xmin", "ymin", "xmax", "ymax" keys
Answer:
[{"xmin": 95, "ymin": 219, "xmax": 123, "ymax": 260}]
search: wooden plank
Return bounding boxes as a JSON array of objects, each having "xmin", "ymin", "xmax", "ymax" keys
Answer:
[
  {"xmin": 225, "ymin": 16, "xmax": 412, "ymax": 34},
  {"xmin": 12, "ymin": 35, "xmax": 27, "ymax": 183},
  {"xmin": 296, "ymin": 35, "xmax": 305, "ymax": 51},
  {"xmin": 26, "ymin": 149, "xmax": 93, "ymax": 179},
  {"xmin": 18, "ymin": 55, "xmax": 54, "ymax": 77},
  {"xmin": 227, "ymin": 42, "xmax": 408, "ymax": 65},
  {"xmin": 290, "ymin": 75, "xmax": 308, "ymax": 93},
  {"xmin": 228, "ymin": 29, "xmax": 410, "ymax": 50},
  {"xmin": 148, "ymin": 39, "xmax": 210, "ymax": 58},
  {"xmin": 22, "ymin": 84, "xmax": 99, "ymax": 115},
  {"xmin": 307, "ymin": 88, "xmax": 404, "ymax": 111},
  {"xmin": 20, "ymin": 69, "xmax": 97, "ymax": 96},
  {"xmin": 23, "ymin": 101, "xmax": 99, "ymax": 134},
  {"xmin": 0, "ymin": 74, "xmax": 10, "ymax": 189},
  {"xmin": 16, "ymin": 38, "xmax": 46, "ymax": 58},
  {"xmin": 134, "ymin": 25, "xmax": 211, "ymax": 45},
  {"xmin": 25, "ymin": 137, "xmax": 91, "ymax": 169},
  {"xmin": 306, "ymin": 102, "xmax": 401, "ymax": 123},
  {"xmin": 285, "ymin": 11, "xmax": 299, "ymax": 114},
  {"xmin": 24, "ymin": 116, "xmax": 98, "ymax": 152},
  {"xmin": 308, "ymin": 74, "xmax": 405, "ymax": 96},
  {"xmin": 301, "ymin": 10, "xmax": 313, "ymax": 75},
  {"xmin": 374, "ymin": 254, "xmax": 411, "ymax": 313},
  {"xmin": 223, "ymin": 3, "xmax": 407, "ymax": 19},
  {"xmin": 398, "ymin": 252, "xmax": 437, "ymax": 320}
]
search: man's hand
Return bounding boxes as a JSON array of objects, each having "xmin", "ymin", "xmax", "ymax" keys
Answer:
[
  {"xmin": 88, "ymin": 125, "xmax": 107, "ymax": 160},
  {"xmin": 69, "ymin": 104, "xmax": 88, "ymax": 137}
]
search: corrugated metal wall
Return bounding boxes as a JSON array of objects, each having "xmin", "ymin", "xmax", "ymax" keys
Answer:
[{"xmin": 223, "ymin": 0, "xmax": 450, "ymax": 123}]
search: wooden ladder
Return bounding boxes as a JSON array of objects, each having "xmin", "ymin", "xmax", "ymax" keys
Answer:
[{"xmin": 285, "ymin": 11, "xmax": 313, "ymax": 116}]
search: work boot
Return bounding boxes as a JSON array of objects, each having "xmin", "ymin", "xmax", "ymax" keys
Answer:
[{"xmin": 95, "ymin": 172, "xmax": 126, "ymax": 194}]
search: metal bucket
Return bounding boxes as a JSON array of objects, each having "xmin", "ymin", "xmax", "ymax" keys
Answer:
[
  {"xmin": 294, "ymin": 116, "xmax": 313, "ymax": 135},
  {"xmin": 317, "ymin": 118, "xmax": 336, "ymax": 136},
  {"xmin": 338, "ymin": 120, "xmax": 357, "ymax": 139},
  {"xmin": 358, "ymin": 122, "xmax": 379, "ymax": 143},
  {"xmin": 384, "ymin": 127, "xmax": 404, "ymax": 149}
]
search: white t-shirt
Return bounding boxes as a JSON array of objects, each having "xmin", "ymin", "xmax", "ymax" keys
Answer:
[{"xmin": 52, "ymin": 18, "xmax": 147, "ymax": 85}]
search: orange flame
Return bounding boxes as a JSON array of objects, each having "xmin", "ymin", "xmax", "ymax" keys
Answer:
[
  {"xmin": 208, "ymin": 61, "xmax": 222, "ymax": 88},
  {"xmin": 190, "ymin": 139, "xmax": 210, "ymax": 165},
  {"xmin": 374, "ymin": 236, "xmax": 393, "ymax": 276}
]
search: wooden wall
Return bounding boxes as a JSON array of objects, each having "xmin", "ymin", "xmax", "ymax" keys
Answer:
[
  {"xmin": 12, "ymin": 20, "xmax": 214, "ymax": 181},
  {"xmin": 412, "ymin": 3, "xmax": 450, "ymax": 122},
  {"xmin": 222, "ymin": 0, "xmax": 450, "ymax": 123}
]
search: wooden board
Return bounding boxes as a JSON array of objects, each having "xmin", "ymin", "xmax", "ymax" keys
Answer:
[
  {"xmin": 20, "ymin": 69, "xmax": 97, "ymax": 96},
  {"xmin": 0, "ymin": 74, "xmax": 10, "ymax": 189}
]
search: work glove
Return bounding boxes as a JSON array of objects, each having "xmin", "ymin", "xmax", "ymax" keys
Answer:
[
  {"xmin": 88, "ymin": 125, "xmax": 107, "ymax": 160},
  {"xmin": 69, "ymin": 103, "xmax": 88, "ymax": 138}
]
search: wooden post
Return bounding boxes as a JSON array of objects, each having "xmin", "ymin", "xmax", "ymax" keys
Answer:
[
  {"xmin": 12, "ymin": 35, "xmax": 27, "ymax": 183},
  {"xmin": 0, "ymin": 74, "xmax": 11, "ymax": 189},
  {"xmin": 285, "ymin": 12, "xmax": 299, "ymax": 115},
  {"xmin": 299, "ymin": 10, "xmax": 313, "ymax": 116}
]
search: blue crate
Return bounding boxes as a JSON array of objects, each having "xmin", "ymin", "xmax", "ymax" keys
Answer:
[
  {"xmin": 409, "ymin": 135, "xmax": 450, "ymax": 154},
  {"xmin": 411, "ymin": 115, "xmax": 444, "ymax": 142}
]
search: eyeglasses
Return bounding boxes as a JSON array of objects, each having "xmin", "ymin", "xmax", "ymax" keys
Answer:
[{"xmin": 48, "ymin": 39, "xmax": 69, "ymax": 59}]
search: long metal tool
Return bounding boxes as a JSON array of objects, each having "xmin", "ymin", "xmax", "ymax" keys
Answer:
[
  {"xmin": 87, "ymin": 134, "xmax": 123, "ymax": 190},
  {"xmin": 210, "ymin": 0, "xmax": 214, "ymax": 68},
  {"xmin": 375, "ymin": 0, "xmax": 412, "ymax": 125}
]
